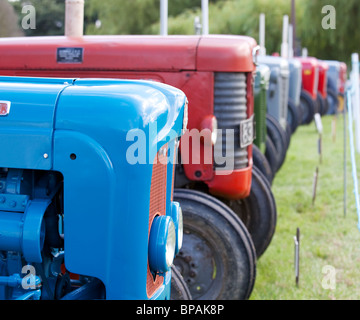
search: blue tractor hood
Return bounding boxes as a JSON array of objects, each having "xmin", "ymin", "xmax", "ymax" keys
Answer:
[
  {"xmin": 0, "ymin": 76, "xmax": 187, "ymax": 299},
  {"xmin": 0, "ymin": 76, "xmax": 186, "ymax": 171}
]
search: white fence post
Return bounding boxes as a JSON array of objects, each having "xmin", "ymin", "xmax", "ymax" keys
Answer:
[{"xmin": 351, "ymin": 53, "xmax": 360, "ymax": 152}]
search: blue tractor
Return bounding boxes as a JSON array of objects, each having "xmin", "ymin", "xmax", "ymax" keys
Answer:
[{"xmin": 0, "ymin": 76, "xmax": 187, "ymax": 300}]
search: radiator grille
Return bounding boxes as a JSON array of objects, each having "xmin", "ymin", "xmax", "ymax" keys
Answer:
[
  {"xmin": 146, "ymin": 145, "xmax": 168, "ymax": 298},
  {"xmin": 214, "ymin": 72, "xmax": 248, "ymax": 170}
]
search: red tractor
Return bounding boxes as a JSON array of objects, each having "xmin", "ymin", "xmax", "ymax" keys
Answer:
[
  {"xmin": 0, "ymin": 34, "xmax": 277, "ymax": 299},
  {"xmin": 316, "ymin": 60, "xmax": 329, "ymax": 116},
  {"xmin": 296, "ymin": 57, "xmax": 320, "ymax": 124}
]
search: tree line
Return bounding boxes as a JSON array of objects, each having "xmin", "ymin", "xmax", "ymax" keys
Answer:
[{"xmin": 2, "ymin": 0, "xmax": 359, "ymax": 64}]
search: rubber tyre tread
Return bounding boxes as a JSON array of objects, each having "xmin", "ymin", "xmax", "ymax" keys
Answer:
[
  {"xmin": 265, "ymin": 135, "xmax": 279, "ymax": 176},
  {"xmin": 223, "ymin": 166, "xmax": 277, "ymax": 258},
  {"xmin": 316, "ymin": 91, "xmax": 325, "ymax": 116},
  {"xmin": 326, "ymin": 89, "xmax": 339, "ymax": 115},
  {"xmin": 252, "ymin": 144, "xmax": 273, "ymax": 185},
  {"xmin": 300, "ymin": 90, "xmax": 316, "ymax": 125},
  {"xmin": 266, "ymin": 114, "xmax": 287, "ymax": 172},
  {"xmin": 287, "ymin": 98, "xmax": 299, "ymax": 134}
]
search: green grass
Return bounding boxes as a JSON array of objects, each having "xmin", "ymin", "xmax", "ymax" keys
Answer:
[{"xmin": 250, "ymin": 113, "xmax": 360, "ymax": 300}]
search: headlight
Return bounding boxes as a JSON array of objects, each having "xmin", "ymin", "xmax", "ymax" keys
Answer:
[
  {"xmin": 165, "ymin": 221, "xmax": 176, "ymax": 267},
  {"xmin": 148, "ymin": 215, "xmax": 176, "ymax": 273},
  {"xmin": 170, "ymin": 201, "xmax": 183, "ymax": 254}
]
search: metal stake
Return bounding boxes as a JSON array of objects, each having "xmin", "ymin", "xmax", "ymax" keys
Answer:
[
  {"xmin": 312, "ymin": 167, "xmax": 319, "ymax": 205},
  {"xmin": 294, "ymin": 228, "xmax": 300, "ymax": 286},
  {"xmin": 318, "ymin": 134, "xmax": 322, "ymax": 164}
]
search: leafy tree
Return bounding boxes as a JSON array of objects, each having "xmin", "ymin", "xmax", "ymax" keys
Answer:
[
  {"xmin": 10, "ymin": 0, "xmax": 65, "ymax": 36},
  {"xmin": 298, "ymin": 0, "xmax": 360, "ymax": 64},
  {"xmin": 150, "ymin": 0, "xmax": 304, "ymax": 56},
  {"xmin": 84, "ymin": 0, "xmax": 223, "ymax": 35}
]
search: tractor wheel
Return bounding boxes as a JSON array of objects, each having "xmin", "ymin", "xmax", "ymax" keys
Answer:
[
  {"xmin": 316, "ymin": 91, "xmax": 326, "ymax": 116},
  {"xmin": 222, "ymin": 166, "xmax": 277, "ymax": 258},
  {"xmin": 173, "ymin": 189, "xmax": 256, "ymax": 300},
  {"xmin": 265, "ymin": 135, "xmax": 279, "ymax": 177},
  {"xmin": 266, "ymin": 114, "xmax": 287, "ymax": 172},
  {"xmin": 326, "ymin": 89, "xmax": 339, "ymax": 115},
  {"xmin": 252, "ymin": 144, "xmax": 273, "ymax": 185},
  {"xmin": 170, "ymin": 265, "xmax": 192, "ymax": 300},
  {"xmin": 287, "ymin": 98, "xmax": 299, "ymax": 134},
  {"xmin": 285, "ymin": 122, "xmax": 292, "ymax": 150},
  {"xmin": 300, "ymin": 90, "xmax": 316, "ymax": 125}
]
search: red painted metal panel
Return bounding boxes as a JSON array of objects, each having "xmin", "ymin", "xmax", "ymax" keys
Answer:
[
  {"xmin": 0, "ymin": 35, "xmax": 257, "ymax": 200},
  {"xmin": 296, "ymin": 57, "xmax": 319, "ymax": 100},
  {"xmin": 339, "ymin": 62, "xmax": 347, "ymax": 94},
  {"xmin": 197, "ymin": 35, "xmax": 257, "ymax": 72},
  {"xmin": 317, "ymin": 61, "xmax": 329, "ymax": 98}
]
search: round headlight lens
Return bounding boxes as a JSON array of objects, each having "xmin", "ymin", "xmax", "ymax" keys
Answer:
[
  {"xmin": 165, "ymin": 220, "xmax": 176, "ymax": 267},
  {"xmin": 177, "ymin": 206, "xmax": 183, "ymax": 251},
  {"xmin": 149, "ymin": 216, "xmax": 176, "ymax": 273},
  {"xmin": 170, "ymin": 201, "xmax": 183, "ymax": 254}
]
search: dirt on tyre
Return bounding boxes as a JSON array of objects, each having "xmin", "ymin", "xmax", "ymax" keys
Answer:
[{"xmin": 173, "ymin": 188, "xmax": 256, "ymax": 300}]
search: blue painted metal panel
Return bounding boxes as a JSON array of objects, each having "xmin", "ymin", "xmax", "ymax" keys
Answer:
[
  {"xmin": 0, "ymin": 76, "xmax": 186, "ymax": 300},
  {"xmin": 0, "ymin": 76, "xmax": 74, "ymax": 170},
  {"xmin": 52, "ymin": 79, "xmax": 186, "ymax": 299}
]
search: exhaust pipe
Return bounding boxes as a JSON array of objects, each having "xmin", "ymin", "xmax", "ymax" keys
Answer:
[
  {"xmin": 201, "ymin": 0, "xmax": 209, "ymax": 35},
  {"xmin": 281, "ymin": 15, "xmax": 289, "ymax": 58},
  {"xmin": 288, "ymin": 24, "xmax": 294, "ymax": 58},
  {"xmin": 160, "ymin": 0, "xmax": 168, "ymax": 36},
  {"xmin": 65, "ymin": 0, "xmax": 84, "ymax": 37},
  {"xmin": 259, "ymin": 13, "xmax": 266, "ymax": 56}
]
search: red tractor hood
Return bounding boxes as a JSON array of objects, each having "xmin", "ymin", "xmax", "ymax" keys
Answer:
[{"xmin": 0, "ymin": 35, "xmax": 257, "ymax": 73}]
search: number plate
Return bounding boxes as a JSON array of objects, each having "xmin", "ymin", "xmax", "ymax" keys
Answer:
[{"xmin": 239, "ymin": 116, "xmax": 254, "ymax": 148}]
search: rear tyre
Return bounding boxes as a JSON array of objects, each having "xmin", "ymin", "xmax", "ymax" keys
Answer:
[
  {"xmin": 287, "ymin": 98, "xmax": 299, "ymax": 134},
  {"xmin": 221, "ymin": 166, "xmax": 277, "ymax": 258},
  {"xmin": 173, "ymin": 189, "xmax": 256, "ymax": 300},
  {"xmin": 326, "ymin": 89, "xmax": 339, "ymax": 115},
  {"xmin": 300, "ymin": 90, "xmax": 316, "ymax": 125},
  {"xmin": 266, "ymin": 114, "xmax": 287, "ymax": 172},
  {"xmin": 316, "ymin": 91, "xmax": 325, "ymax": 116},
  {"xmin": 265, "ymin": 135, "xmax": 279, "ymax": 177},
  {"xmin": 252, "ymin": 145, "xmax": 273, "ymax": 185},
  {"xmin": 285, "ymin": 122, "xmax": 292, "ymax": 150},
  {"xmin": 170, "ymin": 265, "xmax": 192, "ymax": 300}
]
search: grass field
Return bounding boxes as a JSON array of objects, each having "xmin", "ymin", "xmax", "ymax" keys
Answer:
[{"xmin": 250, "ymin": 112, "xmax": 360, "ymax": 300}]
